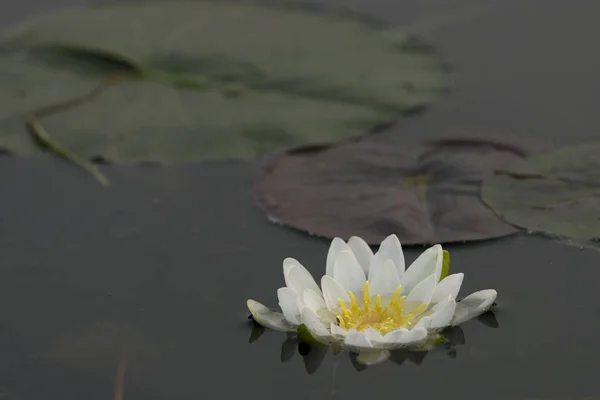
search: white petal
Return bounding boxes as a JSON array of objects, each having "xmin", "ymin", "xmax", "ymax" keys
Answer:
[
  {"xmin": 382, "ymin": 328, "xmax": 408, "ymax": 344},
  {"xmin": 315, "ymin": 308, "xmax": 337, "ymax": 325},
  {"xmin": 453, "ymin": 289, "xmax": 497, "ymax": 325},
  {"xmin": 330, "ymin": 323, "xmax": 348, "ymax": 338},
  {"xmin": 302, "ymin": 289, "xmax": 327, "ymax": 314},
  {"xmin": 356, "ymin": 349, "xmax": 391, "ymax": 366},
  {"xmin": 283, "ymin": 257, "xmax": 299, "ymax": 280},
  {"xmin": 321, "ymin": 275, "xmax": 350, "ymax": 311},
  {"xmin": 363, "ymin": 328, "xmax": 384, "ymax": 343},
  {"xmin": 370, "ymin": 234, "xmax": 405, "ymax": 280},
  {"xmin": 247, "ymin": 299, "xmax": 294, "ymax": 332},
  {"xmin": 347, "ymin": 236, "xmax": 373, "ymax": 275},
  {"xmin": 412, "ymin": 316, "xmax": 432, "ymax": 330},
  {"xmin": 283, "ymin": 260, "xmax": 321, "ymax": 296},
  {"xmin": 401, "ymin": 327, "xmax": 427, "ymax": 345},
  {"xmin": 326, "ymin": 238, "xmax": 350, "ymax": 277},
  {"xmin": 301, "ymin": 307, "xmax": 333, "ymax": 344},
  {"xmin": 379, "ymin": 327, "xmax": 427, "ymax": 349},
  {"xmin": 405, "ymin": 273, "xmax": 437, "ymax": 310},
  {"xmin": 431, "ymin": 273, "xmax": 464, "ymax": 303},
  {"xmin": 277, "ymin": 287, "xmax": 301, "ymax": 325},
  {"xmin": 369, "ymin": 259, "xmax": 400, "ymax": 297},
  {"xmin": 296, "ymin": 295, "xmax": 305, "ymax": 314},
  {"xmin": 344, "ymin": 330, "xmax": 373, "ymax": 349},
  {"xmin": 429, "ymin": 296, "xmax": 456, "ymax": 329},
  {"xmin": 333, "ymin": 250, "xmax": 366, "ymax": 293},
  {"xmin": 401, "ymin": 244, "xmax": 443, "ymax": 294}
]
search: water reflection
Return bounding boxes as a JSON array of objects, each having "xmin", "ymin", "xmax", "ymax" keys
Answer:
[{"xmin": 247, "ymin": 310, "xmax": 498, "ymax": 373}]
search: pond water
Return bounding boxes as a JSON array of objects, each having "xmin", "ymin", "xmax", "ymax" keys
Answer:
[{"xmin": 0, "ymin": 0, "xmax": 599, "ymax": 399}]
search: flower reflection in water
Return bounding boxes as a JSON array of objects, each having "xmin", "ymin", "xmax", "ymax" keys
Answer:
[{"xmin": 247, "ymin": 309, "xmax": 498, "ymax": 373}]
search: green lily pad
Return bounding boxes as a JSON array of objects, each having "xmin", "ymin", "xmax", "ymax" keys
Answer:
[
  {"xmin": 0, "ymin": 1, "xmax": 446, "ymax": 163},
  {"xmin": 1, "ymin": 76, "xmax": 388, "ymax": 164},
  {"xmin": 481, "ymin": 141, "xmax": 600, "ymax": 240},
  {"xmin": 0, "ymin": 49, "xmax": 101, "ymax": 121},
  {"xmin": 0, "ymin": 47, "xmax": 134, "ymax": 167},
  {"xmin": 254, "ymin": 135, "xmax": 547, "ymax": 245}
]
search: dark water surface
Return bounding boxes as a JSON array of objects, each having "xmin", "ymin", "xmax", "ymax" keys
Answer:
[{"xmin": 1, "ymin": 0, "xmax": 600, "ymax": 399}]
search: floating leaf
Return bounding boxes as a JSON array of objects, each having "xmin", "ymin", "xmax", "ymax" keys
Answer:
[
  {"xmin": 2, "ymin": 1, "xmax": 445, "ymax": 112},
  {"xmin": 0, "ymin": 1, "xmax": 446, "ymax": 163},
  {"xmin": 0, "ymin": 47, "xmax": 130, "ymax": 174},
  {"xmin": 0, "ymin": 78, "xmax": 387, "ymax": 164},
  {"xmin": 0, "ymin": 50, "xmax": 94, "ymax": 158},
  {"xmin": 254, "ymin": 136, "xmax": 547, "ymax": 245},
  {"xmin": 482, "ymin": 141, "xmax": 600, "ymax": 240},
  {"xmin": 0, "ymin": 48, "xmax": 110, "ymax": 122}
]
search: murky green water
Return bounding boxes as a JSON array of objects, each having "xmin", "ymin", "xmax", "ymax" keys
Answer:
[{"xmin": 0, "ymin": 0, "xmax": 599, "ymax": 399}]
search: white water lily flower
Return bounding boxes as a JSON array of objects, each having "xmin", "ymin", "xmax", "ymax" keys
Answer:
[{"xmin": 247, "ymin": 234, "xmax": 497, "ymax": 351}]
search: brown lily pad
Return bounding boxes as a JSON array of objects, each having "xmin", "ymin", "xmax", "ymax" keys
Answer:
[{"xmin": 254, "ymin": 135, "xmax": 547, "ymax": 245}]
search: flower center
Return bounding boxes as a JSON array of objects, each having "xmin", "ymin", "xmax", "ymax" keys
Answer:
[{"xmin": 336, "ymin": 281, "xmax": 427, "ymax": 335}]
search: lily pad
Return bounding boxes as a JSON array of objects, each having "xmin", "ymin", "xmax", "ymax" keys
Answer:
[
  {"xmin": 0, "ymin": 1, "xmax": 446, "ymax": 163},
  {"xmin": 481, "ymin": 141, "xmax": 600, "ymax": 240},
  {"xmin": 254, "ymin": 136, "xmax": 546, "ymax": 245},
  {"xmin": 0, "ymin": 47, "xmax": 135, "ymax": 163},
  {"xmin": 1, "ymin": 76, "xmax": 390, "ymax": 163},
  {"xmin": 0, "ymin": 49, "xmax": 103, "ymax": 120}
]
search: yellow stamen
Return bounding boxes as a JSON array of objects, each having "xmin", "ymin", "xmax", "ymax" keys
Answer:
[
  {"xmin": 338, "ymin": 298, "xmax": 352, "ymax": 318},
  {"xmin": 389, "ymin": 285, "xmax": 402, "ymax": 306},
  {"xmin": 363, "ymin": 281, "xmax": 370, "ymax": 312},
  {"xmin": 335, "ymin": 286, "xmax": 428, "ymax": 335},
  {"xmin": 396, "ymin": 295, "xmax": 407, "ymax": 312},
  {"xmin": 410, "ymin": 302, "xmax": 428, "ymax": 317},
  {"xmin": 349, "ymin": 291, "xmax": 358, "ymax": 311}
]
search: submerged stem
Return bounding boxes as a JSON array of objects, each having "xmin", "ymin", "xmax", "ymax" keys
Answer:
[
  {"xmin": 27, "ymin": 118, "xmax": 110, "ymax": 186},
  {"xmin": 25, "ymin": 75, "xmax": 122, "ymax": 186},
  {"xmin": 114, "ymin": 355, "xmax": 126, "ymax": 400}
]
